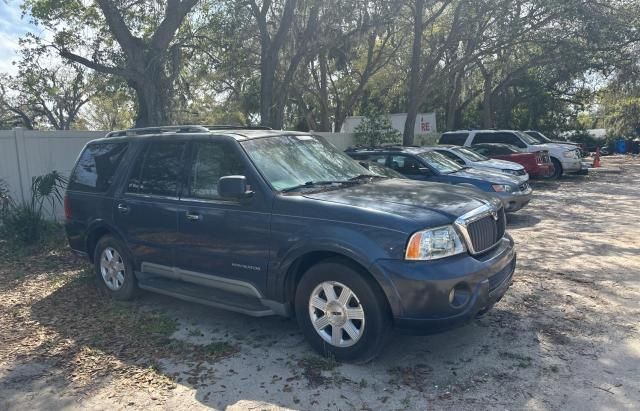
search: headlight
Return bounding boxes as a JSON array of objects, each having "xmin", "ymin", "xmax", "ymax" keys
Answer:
[
  {"xmin": 492, "ymin": 184, "xmax": 513, "ymax": 193},
  {"xmin": 501, "ymin": 169, "xmax": 519, "ymax": 175},
  {"xmin": 405, "ymin": 225, "xmax": 466, "ymax": 261},
  {"xmin": 562, "ymin": 150, "xmax": 578, "ymax": 158}
]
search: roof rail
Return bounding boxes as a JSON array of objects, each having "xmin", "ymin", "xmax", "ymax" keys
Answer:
[
  {"xmin": 105, "ymin": 125, "xmax": 210, "ymax": 138},
  {"xmin": 203, "ymin": 125, "xmax": 272, "ymax": 131}
]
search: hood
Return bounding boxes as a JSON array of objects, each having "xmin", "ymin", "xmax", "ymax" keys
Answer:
[
  {"xmin": 451, "ymin": 167, "xmax": 521, "ymax": 185},
  {"xmin": 303, "ymin": 179, "xmax": 496, "ymax": 222},
  {"xmin": 474, "ymin": 159, "xmax": 524, "ymax": 171}
]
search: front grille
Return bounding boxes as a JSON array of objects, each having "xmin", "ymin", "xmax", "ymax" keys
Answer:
[
  {"xmin": 537, "ymin": 151, "xmax": 551, "ymax": 164},
  {"xmin": 466, "ymin": 208, "xmax": 506, "ymax": 254}
]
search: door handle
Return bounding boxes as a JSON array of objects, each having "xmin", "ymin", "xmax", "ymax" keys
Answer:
[
  {"xmin": 186, "ymin": 211, "xmax": 202, "ymax": 221},
  {"xmin": 117, "ymin": 203, "xmax": 129, "ymax": 214}
]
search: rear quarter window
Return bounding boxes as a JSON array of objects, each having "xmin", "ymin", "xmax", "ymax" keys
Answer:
[
  {"xmin": 68, "ymin": 142, "xmax": 128, "ymax": 193},
  {"xmin": 439, "ymin": 133, "xmax": 468, "ymax": 146}
]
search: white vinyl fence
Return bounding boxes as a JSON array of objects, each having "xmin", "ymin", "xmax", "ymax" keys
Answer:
[{"xmin": 0, "ymin": 128, "xmax": 355, "ymax": 218}]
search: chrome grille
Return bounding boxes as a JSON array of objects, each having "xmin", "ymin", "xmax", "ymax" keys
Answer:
[{"xmin": 455, "ymin": 205, "xmax": 506, "ymax": 255}]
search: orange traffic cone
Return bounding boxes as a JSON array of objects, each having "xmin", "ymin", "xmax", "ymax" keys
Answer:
[{"xmin": 593, "ymin": 147, "xmax": 601, "ymax": 168}]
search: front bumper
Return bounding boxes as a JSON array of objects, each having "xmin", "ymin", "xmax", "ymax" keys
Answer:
[
  {"xmin": 496, "ymin": 188, "xmax": 532, "ymax": 213},
  {"xmin": 560, "ymin": 157, "xmax": 582, "ymax": 173},
  {"xmin": 529, "ymin": 164, "xmax": 554, "ymax": 178},
  {"xmin": 371, "ymin": 235, "xmax": 516, "ymax": 334}
]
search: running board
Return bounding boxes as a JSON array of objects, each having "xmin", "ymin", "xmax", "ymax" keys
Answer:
[{"xmin": 137, "ymin": 276, "xmax": 275, "ymax": 317}]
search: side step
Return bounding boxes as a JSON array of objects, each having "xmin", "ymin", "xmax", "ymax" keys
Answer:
[{"xmin": 138, "ymin": 276, "xmax": 275, "ymax": 317}]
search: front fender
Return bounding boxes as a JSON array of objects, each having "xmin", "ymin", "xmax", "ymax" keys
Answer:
[{"xmin": 267, "ymin": 219, "xmax": 406, "ymax": 318}]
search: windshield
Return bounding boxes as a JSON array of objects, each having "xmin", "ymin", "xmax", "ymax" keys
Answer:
[
  {"xmin": 527, "ymin": 131, "xmax": 551, "ymax": 143},
  {"xmin": 241, "ymin": 135, "xmax": 374, "ymax": 191},
  {"xmin": 517, "ymin": 131, "xmax": 542, "ymax": 145},
  {"xmin": 417, "ymin": 151, "xmax": 464, "ymax": 174},
  {"xmin": 452, "ymin": 147, "xmax": 489, "ymax": 162}
]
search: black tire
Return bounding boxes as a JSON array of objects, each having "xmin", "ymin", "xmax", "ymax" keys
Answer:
[
  {"xmin": 93, "ymin": 235, "xmax": 138, "ymax": 300},
  {"xmin": 548, "ymin": 158, "xmax": 563, "ymax": 180},
  {"xmin": 295, "ymin": 258, "xmax": 391, "ymax": 363}
]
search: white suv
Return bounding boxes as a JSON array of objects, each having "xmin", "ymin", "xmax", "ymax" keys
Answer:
[{"xmin": 439, "ymin": 130, "xmax": 582, "ymax": 179}]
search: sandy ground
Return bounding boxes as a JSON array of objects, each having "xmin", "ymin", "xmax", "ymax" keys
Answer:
[{"xmin": 1, "ymin": 156, "xmax": 639, "ymax": 410}]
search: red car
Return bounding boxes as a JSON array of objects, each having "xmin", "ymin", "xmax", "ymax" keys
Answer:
[{"xmin": 471, "ymin": 143, "xmax": 554, "ymax": 179}]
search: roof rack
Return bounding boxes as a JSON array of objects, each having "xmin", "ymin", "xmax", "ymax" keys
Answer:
[
  {"xmin": 203, "ymin": 125, "xmax": 272, "ymax": 131},
  {"xmin": 104, "ymin": 124, "xmax": 273, "ymax": 138},
  {"xmin": 105, "ymin": 125, "xmax": 210, "ymax": 138}
]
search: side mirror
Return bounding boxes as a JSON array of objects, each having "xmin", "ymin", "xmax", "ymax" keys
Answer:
[{"xmin": 218, "ymin": 175, "xmax": 253, "ymax": 200}]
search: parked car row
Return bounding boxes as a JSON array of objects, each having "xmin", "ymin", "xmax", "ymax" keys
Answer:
[
  {"xmin": 346, "ymin": 146, "xmax": 532, "ymax": 213},
  {"xmin": 439, "ymin": 129, "xmax": 588, "ymax": 179}
]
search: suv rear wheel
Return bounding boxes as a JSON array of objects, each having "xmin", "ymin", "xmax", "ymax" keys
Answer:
[
  {"xmin": 295, "ymin": 259, "xmax": 391, "ymax": 363},
  {"xmin": 94, "ymin": 235, "xmax": 137, "ymax": 300}
]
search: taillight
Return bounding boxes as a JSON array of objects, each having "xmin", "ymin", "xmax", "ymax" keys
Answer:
[{"xmin": 64, "ymin": 195, "xmax": 72, "ymax": 220}]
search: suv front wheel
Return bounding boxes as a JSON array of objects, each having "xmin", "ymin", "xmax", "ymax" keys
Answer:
[
  {"xmin": 548, "ymin": 158, "xmax": 562, "ymax": 180},
  {"xmin": 94, "ymin": 235, "xmax": 138, "ymax": 300},
  {"xmin": 295, "ymin": 259, "xmax": 391, "ymax": 363}
]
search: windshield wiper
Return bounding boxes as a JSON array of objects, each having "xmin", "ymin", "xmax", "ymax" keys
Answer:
[
  {"xmin": 348, "ymin": 174, "xmax": 385, "ymax": 181},
  {"xmin": 281, "ymin": 181, "xmax": 343, "ymax": 193}
]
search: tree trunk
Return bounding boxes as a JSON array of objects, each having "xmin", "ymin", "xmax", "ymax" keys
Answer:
[
  {"xmin": 318, "ymin": 51, "xmax": 331, "ymax": 131},
  {"xmin": 446, "ymin": 71, "xmax": 462, "ymax": 130},
  {"xmin": 403, "ymin": 0, "xmax": 424, "ymax": 146},
  {"xmin": 482, "ymin": 73, "xmax": 493, "ymax": 128},
  {"xmin": 260, "ymin": 52, "xmax": 277, "ymax": 128},
  {"xmin": 131, "ymin": 58, "xmax": 169, "ymax": 127}
]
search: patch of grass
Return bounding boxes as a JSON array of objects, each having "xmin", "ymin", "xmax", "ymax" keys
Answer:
[
  {"xmin": 297, "ymin": 355, "xmax": 341, "ymax": 387},
  {"xmin": 187, "ymin": 328, "xmax": 202, "ymax": 337},
  {"xmin": 500, "ymin": 352, "xmax": 533, "ymax": 368},
  {"xmin": 203, "ymin": 341, "xmax": 236, "ymax": 356},
  {"xmin": 299, "ymin": 354, "xmax": 339, "ymax": 372},
  {"xmin": 139, "ymin": 312, "xmax": 178, "ymax": 337}
]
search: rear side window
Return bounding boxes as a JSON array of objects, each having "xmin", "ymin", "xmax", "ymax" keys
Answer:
[
  {"xmin": 475, "ymin": 132, "xmax": 526, "ymax": 148},
  {"xmin": 389, "ymin": 155, "xmax": 423, "ymax": 175},
  {"xmin": 439, "ymin": 133, "xmax": 468, "ymax": 146},
  {"xmin": 188, "ymin": 141, "xmax": 245, "ymax": 200},
  {"xmin": 68, "ymin": 142, "xmax": 128, "ymax": 193},
  {"xmin": 127, "ymin": 141, "xmax": 187, "ymax": 197},
  {"xmin": 352, "ymin": 153, "xmax": 388, "ymax": 165}
]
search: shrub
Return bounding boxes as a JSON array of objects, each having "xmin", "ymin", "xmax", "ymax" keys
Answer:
[
  {"xmin": 0, "ymin": 171, "xmax": 67, "ymax": 245},
  {"xmin": 354, "ymin": 106, "xmax": 401, "ymax": 147},
  {"xmin": 2, "ymin": 203, "xmax": 46, "ymax": 244},
  {"xmin": 0, "ymin": 179, "xmax": 11, "ymax": 221}
]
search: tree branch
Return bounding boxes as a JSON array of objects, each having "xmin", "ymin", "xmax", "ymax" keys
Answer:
[{"xmin": 151, "ymin": 0, "xmax": 199, "ymax": 50}]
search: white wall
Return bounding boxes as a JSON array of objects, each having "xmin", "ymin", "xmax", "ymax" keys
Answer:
[
  {"xmin": 314, "ymin": 132, "xmax": 355, "ymax": 151},
  {"xmin": 340, "ymin": 113, "xmax": 437, "ymax": 135},
  {"xmin": 0, "ymin": 128, "xmax": 102, "ymax": 217}
]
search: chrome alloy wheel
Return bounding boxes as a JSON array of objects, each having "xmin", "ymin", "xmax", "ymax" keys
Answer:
[
  {"xmin": 100, "ymin": 247, "xmax": 126, "ymax": 291},
  {"xmin": 308, "ymin": 281, "xmax": 365, "ymax": 347}
]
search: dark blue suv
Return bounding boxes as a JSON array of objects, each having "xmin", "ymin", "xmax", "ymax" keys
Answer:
[{"xmin": 65, "ymin": 126, "xmax": 516, "ymax": 362}]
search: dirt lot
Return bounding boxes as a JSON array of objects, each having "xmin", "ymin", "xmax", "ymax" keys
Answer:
[{"xmin": 1, "ymin": 156, "xmax": 639, "ymax": 411}]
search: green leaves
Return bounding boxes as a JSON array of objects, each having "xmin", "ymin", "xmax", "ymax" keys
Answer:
[{"xmin": 354, "ymin": 106, "xmax": 401, "ymax": 146}]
